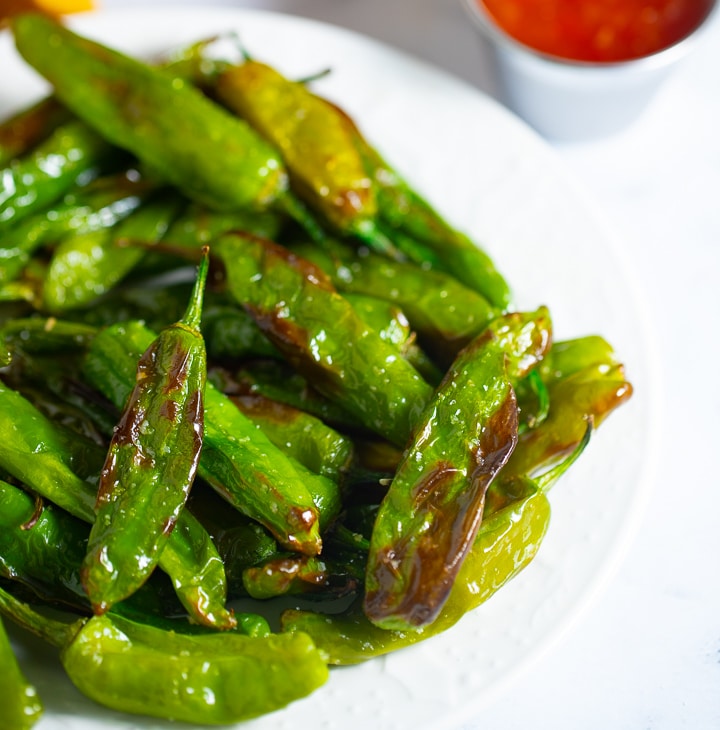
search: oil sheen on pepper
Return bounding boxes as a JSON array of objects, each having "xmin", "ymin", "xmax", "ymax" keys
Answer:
[{"xmin": 479, "ymin": 0, "xmax": 714, "ymax": 62}]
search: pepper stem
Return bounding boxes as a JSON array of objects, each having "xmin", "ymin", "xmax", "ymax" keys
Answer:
[
  {"xmin": 0, "ymin": 584, "xmax": 79, "ymax": 649},
  {"xmin": 535, "ymin": 416, "xmax": 593, "ymax": 494},
  {"xmin": 180, "ymin": 245, "xmax": 210, "ymax": 331}
]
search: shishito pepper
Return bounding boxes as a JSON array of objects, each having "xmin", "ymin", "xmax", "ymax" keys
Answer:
[
  {"xmin": 83, "ymin": 320, "xmax": 326, "ymax": 555},
  {"xmin": 0, "ymin": 614, "xmax": 43, "ymax": 730},
  {"xmin": 0, "ymin": 119, "xmax": 114, "ymax": 230},
  {"xmin": 0, "ymin": 380, "xmax": 235, "ymax": 629},
  {"xmin": 364, "ymin": 308, "xmax": 551, "ymax": 630},
  {"xmin": 214, "ymin": 232, "xmax": 434, "ymax": 447},
  {"xmin": 81, "ymin": 249, "xmax": 210, "ymax": 614},
  {"xmin": 216, "ymin": 60, "xmax": 397, "ymax": 255},
  {"xmin": 12, "ymin": 14, "xmax": 288, "ymax": 212},
  {"xmin": 0, "ymin": 584, "xmax": 329, "ymax": 726},
  {"xmin": 42, "ymin": 191, "xmax": 182, "ymax": 312}
]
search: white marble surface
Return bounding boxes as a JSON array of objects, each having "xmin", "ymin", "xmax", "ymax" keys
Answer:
[{"xmin": 25, "ymin": 1, "xmax": 720, "ymax": 727}]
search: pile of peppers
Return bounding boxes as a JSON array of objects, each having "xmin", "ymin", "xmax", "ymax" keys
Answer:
[{"xmin": 0, "ymin": 13, "xmax": 634, "ymax": 728}]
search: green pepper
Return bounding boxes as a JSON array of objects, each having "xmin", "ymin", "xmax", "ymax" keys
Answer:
[
  {"xmin": 364, "ymin": 308, "xmax": 551, "ymax": 630},
  {"xmin": 81, "ymin": 250, "xmax": 210, "ymax": 614},
  {"xmin": 0, "ymin": 119, "xmax": 115, "ymax": 230},
  {"xmin": 215, "ymin": 233, "xmax": 434, "ymax": 447},
  {"xmin": 12, "ymin": 14, "xmax": 288, "ymax": 212},
  {"xmin": 0, "ymin": 380, "xmax": 235, "ymax": 629},
  {"xmin": 42, "ymin": 191, "xmax": 182, "ymax": 312},
  {"xmin": 83, "ymin": 320, "xmax": 324, "ymax": 555},
  {"xmin": 0, "ymin": 95, "xmax": 70, "ymax": 167},
  {"xmin": 0, "ymin": 614, "xmax": 43, "ymax": 730},
  {"xmin": 0, "ymin": 584, "xmax": 329, "ymax": 726},
  {"xmin": 215, "ymin": 60, "xmax": 399, "ymax": 256},
  {"xmin": 295, "ymin": 240, "xmax": 498, "ymax": 364},
  {"xmin": 0, "ymin": 169, "xmax": 150, "ymax": 286},
  {"xmin": 229, "ymin": 392, "xmax": 354, "ymax": 483}
]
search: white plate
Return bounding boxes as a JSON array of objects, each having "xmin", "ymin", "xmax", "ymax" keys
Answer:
[{"xmin": 0, "ymin": 7, "xmax": 658, "ymax": 730}]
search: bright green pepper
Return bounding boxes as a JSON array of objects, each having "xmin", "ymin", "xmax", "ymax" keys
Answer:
[
  {"xmin": 0, "ymin": 380, "xmax": 235, "ymax": 629},
  {"xmin": 83, "ymin": 320, "xmax": 325, "ymax": 555},
  {"xmin": 0, "ymin": 119, "xmax": 114, "ymax": 230},
  {"xmin": 364, "ymin": 308, "xmax": 551, "ymax": 630},
  {"xmin": 215, "ymin": 233, "xmax": 434, "ymax": 447},
  {"xmin": 0, "ymin": 584, "xmax": 329, "ymax": 726},
  {"xmin": 12, "ymin": 14, "xmax": 288, "ymax": 212},
  {"xmin": 81, "ymin": 250, "xmax": 210, "ymax": 614},
  {"xmin": 42, "ymin": 192, "xmax": 182, "ymax": 312},
  {"xmin": 216, "ymin": 60, "xmax": 399, "ymax": 256}
]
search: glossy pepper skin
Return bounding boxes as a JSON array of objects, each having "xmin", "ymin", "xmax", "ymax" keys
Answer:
[
  {"xmin": 229, "ymin": 393, "xmax": 354, "ymax": 483},
  {"xmin": 215, "ymin": 61, "xmax": 388, "ymax": 249},
  {"xmin": 0, "ymin": 119, "xmax": 112, "ymax": 230},
  {"xmin": 0, "ymin": 381, "xmax": 235, "ymax": 629},
  {"xmin": 313, "ymin": 97, "xmax": 512, "ymax": 308},
  {"xmin": 0, "ymin": 614, "xmax": 42, "ymax": 730},
  {"xmin": 282, "ymin": 479, "xmax": 551, "ymax": 663},
  {"xmin": 0, "ymin": 170, "xmax": 153, "ymax": 286},
  {"xmin": 83, "ymin": 320, "xmax": 325, "ymax": 555},
  {"xmin": 81, "ymin": 250, "xmax": 210, "ymax": 615},
  {"xmin": 364, "ymin": 308, "xmax": 552, "ymax": 630},
  {"xmin": 12, "ymin": 14, "xmax": 288, "ymax": 212},
  {"xmin": 0, "ymin": 584, "xmax": 328, "ymax": 726},
  {"xmin": 295, "ymin": 240, "xmax": 497, "ymax": 365},
  {"xmin": 214, "ymin": 233, "xmax": 434, "ymax": 447},
  {"xmin": 42, "ymin": 191, "xmax": 182, "ymax": 312}
]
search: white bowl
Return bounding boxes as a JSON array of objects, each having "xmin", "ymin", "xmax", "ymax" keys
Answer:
[{"xmin": 462, "ymin": 0, "xmax": 718, "ymax": 141}]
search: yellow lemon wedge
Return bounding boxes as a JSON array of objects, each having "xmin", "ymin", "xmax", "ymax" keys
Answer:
[{"xmin": 1, "ymin": 0, "xmax": 94, "ymax": 27}]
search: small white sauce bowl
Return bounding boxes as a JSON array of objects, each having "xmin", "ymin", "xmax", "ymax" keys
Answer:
[{"xmin": 461, "ymin": 0, "xmax": 718, "ymax": 141}]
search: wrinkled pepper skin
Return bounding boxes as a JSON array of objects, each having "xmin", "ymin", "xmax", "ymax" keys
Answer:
[
  {"xmin": 83, "ymin": 320, "xmax": 324, "ymax": 555},
  {"xmin": 215, "ymin": 233, "xmax": 434, "ymax": 447},
  {"xmin": 295, "ymin": 241, "xmax": 497, "ymax": 364},
  {"xmin": 59, "ymin": 613, "xmax": 329, "ymax": 725},
  {"xmin": 364, "ymin": 308, "xmax": 551, "ymax": 630},
  {"xmin": 216, "ymin": 61, "xmax": 378, "ymax": 240},
  {"xmin": 43, "ymin": 192, "xmax": 181, "ymax": 312},
  {"xmin": 0, "ymin": 95, "xmax": 70, "ymax": 167},
  {"xmin": 0, "ymin": 381, "xmax": 235, "ymax": 629},
  {"xmin": 318, "ymin": 98, "xmax": 512, "ymax": 308},
  {"xmin": 0, "ymin": 119, "xmax": 112, "ymax": 230},
  {"xmin": 12, "ymin": 14, "xmax": 288, "ymax": 211},
  {"xmin": 282, "ymin": 482, "xmax": 551, "ymax": 664},
  {"xmin": 0, "ymin": 615, "xmax": 43, "ymax": 730},
  {"xmin": 0, "ymin": 170, "xmax": 151, "ymax": 286},
  {"xmin": 229, "ymin": 393, "xmax": 354, "ymax": 483},
  {"xmin": 81, "ymin": 251, "xmax": 210, "ymax": 615}
]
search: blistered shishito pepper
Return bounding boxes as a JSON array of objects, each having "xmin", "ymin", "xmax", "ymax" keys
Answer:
[
  {"xmin": 216, "ymin": 61, "xmax": 397, "ymax": 255},
  {"xmin": 0, "ymin": 169, "xmax": 150, "ymax": 286},
  {"xmin": 0, "ymin": 584, "xmax": 329, "ymax": 726},
  {"xmin": 0, "ymin": 381, "xmax": 235, "ymax": 629},
  {"xmin": 281, "ymin": 426, "xmax": 596, "ymax": 665},
  {"xmin": 0, "ymin": 119, "xmax": 114, "ymax": 230},
  {"xmin": 12, "ymin": 14, "xmax": 288, "ymax": 212},
  {"xmin": 363, "ymin": 308, "xmax": 552, "ymax": 630},
  {"xmin": 294, "ymin": 240, "xmax": 497, "ymax": 364},
  {"xmin": 230, "ymin": 393, "xmax": 354, "ymax": 483},
  {"xmin": 43, "ymin": 191, "xmax": 182, "ymax": 312},
  {"xmin": 0, "ymin": 95, "xmax": 70, "ymax": 167},
  {"xmin": 83, "ymin": 320, "xmax": 325, "ymax": 555},
  {"xmin": 81, "ymin": 250, "xmax": 210, "ymax": 614},
  {"xmin": 214, "ymin": 233, "xmax": 434, "ymax": 447}
]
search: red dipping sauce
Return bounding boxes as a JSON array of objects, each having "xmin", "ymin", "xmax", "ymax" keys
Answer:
[{"xmin": 478, "ymin": 0, "xmax": 715, "ymax": 62}]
